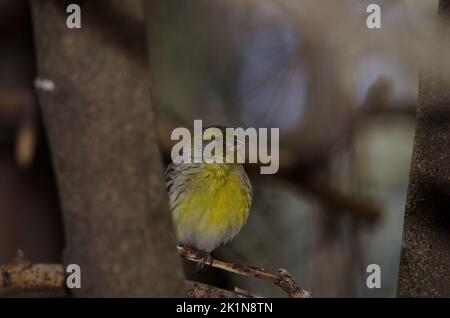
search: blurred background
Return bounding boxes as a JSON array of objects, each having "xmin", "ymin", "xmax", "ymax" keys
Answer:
[{"xmin": 0, "ymin": 0, "xmax": 440, "ymax": 297}]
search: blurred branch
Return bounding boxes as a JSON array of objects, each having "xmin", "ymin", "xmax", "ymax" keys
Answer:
[
  {"xmin": 361, "ymin": 76, "xmax": 416, "ymax": 117},
  {"xmin": 31, "ymin": 0, "xmax": 184, "ymax": 296},
  {"xmin": 0, "ymin": 90, "xmax": 34, "ymax": 119},
  {"xmin": 185, "ymin": 280, "xmax": 256, "ymax": 298},
  {"xmin": 0, "ymin": 89, "xmax": 38, "ymax": 168},
  {"xmin": 249, "ymin": 168, "xmax": 381, "ymax": 223},
  {"xmin": 298, "ymin": 179, "xmax": 380, "ymax": 222},
  {"xmin": 0, "ymin": 251, "xmax": 66, "ymax": 297},
  {"xmin": 271, "ymin": 76, "xmax": 415, "ymax": 223},
  {"xmin": 398, "ymin": 0, "xmax": 450, "ymax": 297},
  {"xmin": 178, "ymin": 245, "xmax": 311, "ymax": 298}
]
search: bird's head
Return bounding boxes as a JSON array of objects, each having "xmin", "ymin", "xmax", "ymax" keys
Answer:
[{"xmin": 196, "ymin": 125, "xmax": 244, "ymax": 163}]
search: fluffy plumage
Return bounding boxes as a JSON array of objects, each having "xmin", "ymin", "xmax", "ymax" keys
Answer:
[{"xmin": 165, "ymin": 161, "xmax": 252, "ymax": 252}]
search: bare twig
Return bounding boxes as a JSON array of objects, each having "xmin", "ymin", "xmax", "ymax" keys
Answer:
[{"xmin": 177, "ymin": 245, "xmax": 311, "ymax": 298}]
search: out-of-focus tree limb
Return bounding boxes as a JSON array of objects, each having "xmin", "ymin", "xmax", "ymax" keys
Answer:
[
  {"xmin": 273, "ymin": 77, "xmax": 415, "ymax": 223},
  {"xmin": 296, "ymin": 179, "xmax": 380, "ymax": 223},
  {"xmin": 185, "ymin": 281, "xmax": 255, "ymax": 298},
  {"xmin": 30, "ymin": 0, "xmax": 184, "ymax": 297},
  {"xmin": 247, "ymin": 168, "xmax": 380, "ymax": 223},
  {"xmin": 0, "ymin": 252, "xmax": 67, "ymax": 297},
  {"xmin": 397, "ymin": 0, "xmax": 450, "ymax": 297},
  {"xmin": 0, "ymin": 90, "xmax": 39, "ymax": 168}
]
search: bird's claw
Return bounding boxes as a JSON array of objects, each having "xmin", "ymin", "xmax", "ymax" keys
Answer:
[{"xmin": 196, "ymin": 250, "xmax": 213, "ymax": 273}]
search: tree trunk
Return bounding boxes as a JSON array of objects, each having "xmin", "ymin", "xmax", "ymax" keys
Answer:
[
  {"xmin": 30, "ymin": 0, "xmax": 185, "ymax": 297},
  {"xmin": 397, "ymin": 0, "xmax": 450, "ymax": 297}
]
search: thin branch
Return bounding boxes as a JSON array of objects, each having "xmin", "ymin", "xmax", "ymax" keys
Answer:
[{"xmin": 177, "ymin": 245, "xmax": 311, "ymax": 298}]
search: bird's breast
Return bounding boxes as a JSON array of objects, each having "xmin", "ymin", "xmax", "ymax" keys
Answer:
[{"xmin": 170, "ymin": 163, "xmax": 252, "ymax": 251}]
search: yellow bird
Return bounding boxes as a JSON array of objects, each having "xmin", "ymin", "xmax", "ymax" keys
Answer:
[{"xmin": 165, "ymin": 126, "xmax": 252, "ymax": 254}]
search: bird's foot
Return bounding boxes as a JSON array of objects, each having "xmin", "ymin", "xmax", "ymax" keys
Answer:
[{"xmin": 196, "ymin": 250, "xmax": 213, "ymax": 273}]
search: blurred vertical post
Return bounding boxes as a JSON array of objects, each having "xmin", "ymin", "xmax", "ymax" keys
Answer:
[
  {"xmin": 30, "ymin": 0, "xmax": 185, "ymax": 296},
  {"xmin": 397, "ymin": 0, "xmax": 450, "ymax": 297}
]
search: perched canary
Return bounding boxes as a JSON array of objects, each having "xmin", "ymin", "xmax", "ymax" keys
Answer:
[{"xmin": 165, "ymin": 126, "xmax": 252, "ymax": 253}]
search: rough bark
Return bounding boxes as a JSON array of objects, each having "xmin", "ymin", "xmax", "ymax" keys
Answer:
[
  {"xmin": 30, "ymin": 0, "xmax": 184, "ymax": 296},
  {"xmin": 397, "ymin": 0, "xmax": 450, "ymax": 297}
]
